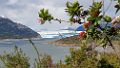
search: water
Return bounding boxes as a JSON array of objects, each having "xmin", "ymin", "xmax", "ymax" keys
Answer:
[
  {"xmin": 0, "ymin": 38, "xmax": 72, "ymax": 66},
  {"xmin": 0, "ymin": 30, "xmax": 80, "ymax": 67}
]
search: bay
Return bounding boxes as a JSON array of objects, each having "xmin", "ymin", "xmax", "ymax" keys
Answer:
[{"xmin": 0, "ymin": 38, "xmax": 71, "ymax": 67}]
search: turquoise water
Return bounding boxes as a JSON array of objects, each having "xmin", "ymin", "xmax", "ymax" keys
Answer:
[{"xmin": 0, "ymin": 38, "xmax": 71, "ymax": 66}]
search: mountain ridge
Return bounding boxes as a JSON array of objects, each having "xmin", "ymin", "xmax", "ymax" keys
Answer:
[{"xmin": 0, "ymin": 17, "xmax": 40, "ymax": 39}]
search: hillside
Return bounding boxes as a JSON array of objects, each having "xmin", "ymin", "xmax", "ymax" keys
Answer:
[
  {"xmin": 0, "ymin": 17, "xmax": 40, "ymax": 39},
  {"xmin": 49, "ymin": 36, "xmax": 82, "ymax": 46}
]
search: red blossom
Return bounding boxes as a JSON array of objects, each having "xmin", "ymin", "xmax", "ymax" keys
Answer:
[{"xmin": 79, "ymin": 31, "xmax": 85, "ymax": 38}]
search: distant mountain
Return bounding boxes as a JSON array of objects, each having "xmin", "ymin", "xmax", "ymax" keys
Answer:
[{"xmin": 0, "ymin": 17, "xmax": 40, "ymax": 39}]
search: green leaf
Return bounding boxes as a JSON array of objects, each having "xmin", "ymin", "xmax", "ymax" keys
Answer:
[
  {"xmin": 95, "ymin": 16, "xmax": 102, "ymax": 21},
  {"xmin": 115, "ymin": 4, "xmax": 120, "ymax": 13},
  {"xmin": 38, "ymin": 8, "xmax": 54, "ymax": 24},
  {"xmin": 115, "ymin": 0, "xmax": 120, "ymax": 13},
  {"xmin": 118, "ymin": 0, "xmax": 120, "ymax": 3},
  {"xmin": 103, "ymin": 15, "xmax": 112, "ymax": 22},
  {"xmin": 87, "ymin": 16, "xmax": 95, "ymax": 21},
  {"xmin": 65, "ymin": 1, "xmax": 83, "ymax": 22}
]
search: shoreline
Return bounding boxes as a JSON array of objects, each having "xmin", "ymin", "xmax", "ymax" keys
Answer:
[
  {"xmin": 0, "ymin": 36, "xmax": 42, "ymax": 41},
  {"xmin": 48, "ymin": 36, "xmax": 82, "ymax": 46},
  {"xmin": 48, "ymin": 41, "xmax": 79, "ymax": 46}
]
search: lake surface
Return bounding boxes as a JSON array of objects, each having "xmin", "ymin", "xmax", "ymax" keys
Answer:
[{"xmin": 0, "ymin": 38, "xmax": 72, "ymax": 67}]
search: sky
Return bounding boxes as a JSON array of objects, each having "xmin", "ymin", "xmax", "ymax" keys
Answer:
[{"xmin": 0, "ymin": 0, "xmax": 120, "ymax": 31}]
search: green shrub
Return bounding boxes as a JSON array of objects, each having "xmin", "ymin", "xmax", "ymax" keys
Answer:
[
  {"xmin": 0, "ymin": 46, "xmax": 30, "ymax": 68},
  {"xmin": 65, "ymin": 45, "xmax": 98, "ymax": 68},
  {"xmin": 34, "ymin": 54, "xmax": 53, "ymax": 68},
  {"xmin": 0, "ymin": 43, "xmax": 120, "ymax": 68},
  {"xmin": 97, "ymin": 53, "xmax": 120, "ymax": 68},
  {"xmin": 65, "ymin": 45, "xmax": 120, "ymax": 68}
]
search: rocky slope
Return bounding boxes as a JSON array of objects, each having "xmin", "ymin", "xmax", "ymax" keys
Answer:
[{"xmin": 0, "ymin": 17, "xmax": 40, "ymax": 39}]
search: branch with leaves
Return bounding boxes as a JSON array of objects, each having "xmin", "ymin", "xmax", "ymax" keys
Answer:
[{"xmin": 38, "ymin": 0, "xmax": 120, "ymax": 59}]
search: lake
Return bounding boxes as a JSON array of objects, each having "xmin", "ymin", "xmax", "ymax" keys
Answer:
[{"xmin": 0, "ymin": 38, "xmax": 73, "ymax": 67}]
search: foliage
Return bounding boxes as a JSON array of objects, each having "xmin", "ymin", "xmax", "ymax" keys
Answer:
[
  {"xmin": 65, "ymin": 45, "xmax": 120, "ymax": 68},
  {"xmin": 38, "ymin": 0, "xmax": 120, "ymax": 49},
  {"xmin": 56, "ymin": 60, "xmax": 67, "ymax": 68},
  {"xmin": 0, "ymin": 46, "xmax": 30, "ymax": 68},
  {"xmin": 0, "ymin": 45, "xmax": 54, "ymax": 68},
  {"xmin": 65, "ymin": 1, "xmax": 82, "ymax": 17},
  {"xmin": 103, "ymin": 15, "xmax": 112, "ymax": 23},
  {"xmin": 89, "ymin": 1, "xmax": 102, "ymax": 17},
  {"xmin": 38, "ymin": 0, "xmax": 120, "ymax": 67},
  {"xmin": 1, "ymin": 0, "xmax": 120, "ymax": 68},
  {"xmin": 97, "ymin": 53, "xmax": 120, "ymax": 68},
  {"xmin": 65, "ymin": 45, "xmax": 98, "ymax": 68},
  {"xmin": 85, "ymin": 1, "xmax": 118, "ymax": 48},
  {"xmin": 65, "ymin": 1, "xmax": 83, "ymax": 23},
  {"xmin": 34, "ymin": 54, "xmax": 53, "ymax": 68},
  {"xmin": 38, "ymin": 9, "xmax": 53, "ymax": 24},
  {"xmin": 114, "ymin": 0, "xmax": 120, "ymax": 13},
  {"xmin": 0, "ymin": 43, "xmax": 120, "ymax": 68}
]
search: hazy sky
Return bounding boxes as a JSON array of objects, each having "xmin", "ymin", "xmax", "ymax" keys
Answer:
[{"xmin": 0, "ymin": 0, "xmax": 119, "ymax": 31}]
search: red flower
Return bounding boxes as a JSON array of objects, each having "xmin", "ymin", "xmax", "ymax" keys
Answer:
[{"xmin": 79, "ymin": 31, "xmax": 85, "ymax": 38}]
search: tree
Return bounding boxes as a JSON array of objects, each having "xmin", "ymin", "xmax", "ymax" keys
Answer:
[{"xmin": 38, "ymin": 0, "xmax": 120, "ymax": 59}]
